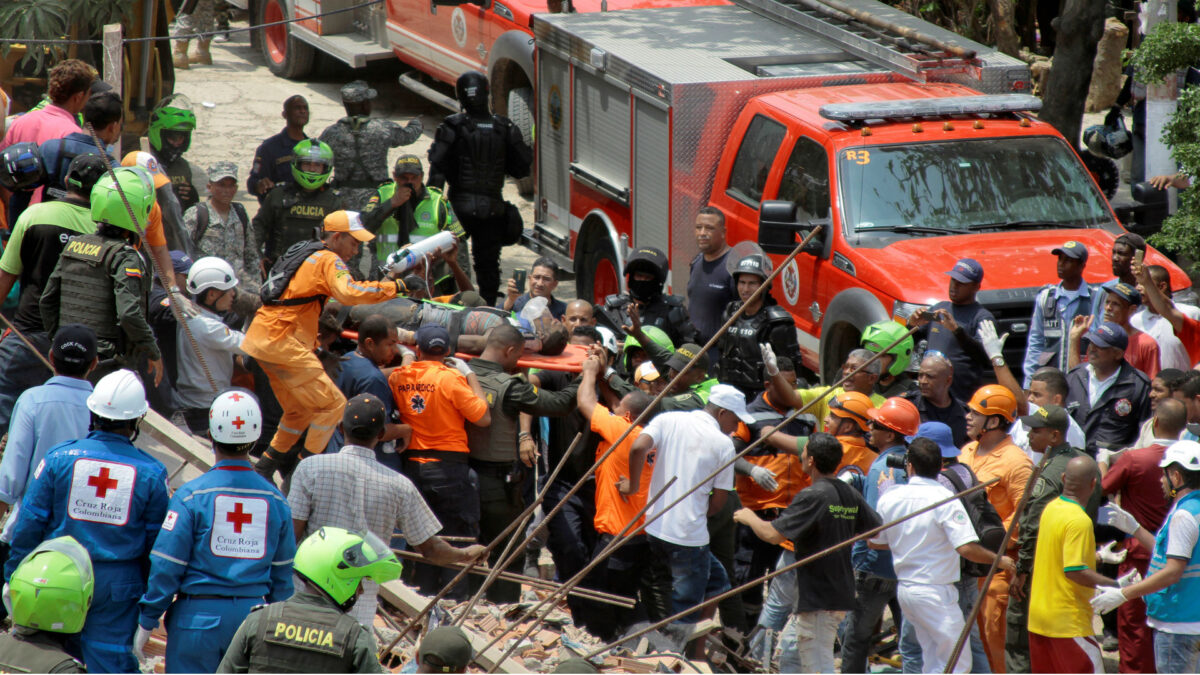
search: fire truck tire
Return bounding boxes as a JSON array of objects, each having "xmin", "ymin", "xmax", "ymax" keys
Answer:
[
  {"xmin": 508, "ymin": 87, "xmax": 535, "ymax": 198},
  {"xmin": 259, "ymin": 0, "xmax": 315, "ymax": 80},
  {"xmin": 577, "ymin": 229, "xmax": 620, "ymax": 305},
  {"xmin": 818, "ymin": 288, "xmax": 888, "ymax": 384}
]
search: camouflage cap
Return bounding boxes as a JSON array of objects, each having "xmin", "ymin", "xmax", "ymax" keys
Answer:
[
  {"xmin": 340, "ymin": 80, "xmax": 378, "ymax": 103},
  {"xmin": 206, "ymin": 161, "xmax": 238, "ymax": 182},
  {"xmin": 393, "ymin": 153, "xmax": 423, "ymax": 175}
]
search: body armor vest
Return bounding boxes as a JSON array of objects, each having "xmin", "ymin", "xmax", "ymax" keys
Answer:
[
  {"xmin": 0, "ymin": 631, "xmax": 82, "ymax": 673},
  {"xmin": 717, "ymin": 303, "xmax": 795, "ymax": 393},
  {"xmin": 248, "ymin": 601, "xmax": 361, "ymax": 673},
  {"xmin": 466, "ymin": 368, "xmax": 519, "ymax": 462},
  {"xmin": 56, "ymin": 234, "xmax": 129, "ymax": 348},
  {"xmin": 447, "ymin": 114, "xmax": 509, "ymax": 202}
]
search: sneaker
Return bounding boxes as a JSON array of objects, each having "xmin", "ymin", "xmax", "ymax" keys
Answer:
[{"xmin": 213, "ymin": 32, "xmax": 230, "ymax": 43}]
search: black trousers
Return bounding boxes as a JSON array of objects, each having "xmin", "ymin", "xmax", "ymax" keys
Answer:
[
  {"xmin": 402, "ymin": 457, "xmax": 480, "ymax": 599},
  {"xmin": 734, "ymin": 507, "xmax": 783, "ymax": 627},
  {"xmin": 460, "ymin": 212, "xmax": 504, "ymax": 305},
  {"xmin": 470, "ymin": 459, "xmax": 527, "ymax": 603}
]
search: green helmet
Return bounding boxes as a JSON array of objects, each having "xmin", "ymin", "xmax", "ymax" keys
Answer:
[
  {"xmin": 91, "ymin": 166, "xmax": 156, "ymax": 233},
  {"xmin": 623, "ymin": 326, "xmax": 674, "ymax": 355},
  {"xmin": 148, "ymin": 94, "xmax": 196, "ymax": 164},
  {"xmin": 860, "ymin": 320, "xmax": 914, "ymax": 377},
  {"xmin": 7, "ymin": 536, "xmax": 93, "ymax": 634},
  {"xmin": 291, "ymin": 139, "xmax": 334, "ymax": 191},
  {"xmin": 294, "ymin": 527, "xmax": 402, "ymax": 610}
]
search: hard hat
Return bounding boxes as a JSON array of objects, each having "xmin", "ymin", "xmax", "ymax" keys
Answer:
[
  {"xmin": 64, "ymin": 153, "xmax": 111, "ymax": 196},
  {"xmin": 7, "ymin": 536, "xmax": 93, "ymax": 634},
  {"xmin": 455, "ymin": 71, "xmax": 490, "ymax": 115},
  {"xmin": 0, "ymin": 142, "xmax": 45, "ymax": 191},
  {"xmin": 623, "ymin": 326, "xmax": 674, "ymax": 355},
  {"xmin": 860, "ymin": 321, "xmax": 914, "ymax": 377},
  {"xmin": 86, "ymin": 369, "xmax": 149, "ymax": 420},
  {"xmin": 290, "ymin": 139, "xmax": 333, "ymax": 191},
  {"xmin": 594, "ymin": 325, "xmax": 619, "ymax": 355},
  {"xmin": 209, "ymin": 390, "xmax": 262, "ymax": 445},
  {"xmin": 731, "ymin": 253, "xmax": 771, "ymax": 282},
  {"xmin": 148, "ymin": 94, "xmax": 196, "ymax": 164},
  {"xmin": 90, "ymin": 166, "xmax": 155, "ymax": 233},
  {"xmin": 120, "ymin": 150, "xmax": 172, "ymax": 189},
  {"xmin": 186, "ymin": 257, "xmax": 239, "ymax": 295},
  {"xmin": 867, "ymin": 396, "xmax": 921, "ymax": 436},
  {"xmin": 1160, "ymin": 440, "xmax": 1200, "ymax": 473},
  {"xmin": 967, "ymin": 384, "xmax": 1018, "ymax": 423},
  {"xmin": 294, "ymin": 527, "xmax": 402, "ymax": 609},
  {"xmin": 828, "ymin": 391, "xmax": 874, "ymax": 432}
]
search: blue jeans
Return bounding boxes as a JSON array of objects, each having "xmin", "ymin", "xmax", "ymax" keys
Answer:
[
  {"xmin": 751, "ymin": 550, "xmax": 796, "ymax": 665},
  {"xmin": 1154, "ymin": 630, "xmax": 1200, "ymax": 674},
  {"xmin": 956, "ymin": 576, "xmax": 991, "ymax": 673},
  {"xmin": 648, "ymin": 535, "xmax": 730, "ymax": 624},
  {"xmin": 0, "ymin": 331, "xmax": 51, "ymax": 436}
]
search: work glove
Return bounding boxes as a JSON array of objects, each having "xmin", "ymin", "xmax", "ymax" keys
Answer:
[
  {"xmin": 1099, "ymin": 503, "xmax": 1140, "ymax": 535},
  {"xmin": 133, "ymin": 625, "xmax": 152, "ymax": 663},
  {"xmin": 749, "ymin": 465, "xmax": 779, "ymax": 492},
  {"xmin": 1097, "ymin": 541, "xmax": 1128, "ymax": 565},
  {"xmin": 760, "ymin": 343, "xmax": 779, "ymax": 377},
  {"xmin": 445, "ymin": 356, "xmax": 473, "ymax": 377},
  {"xmin": 1091, "ymin": 586, "xmax": 1128, "ymax": 614},
  {"xmin": 168, "ymin": 286, "xmax": 200, "ymax": 320},
  {"xmin": 1097, "ymin": 448, "xmax": 1123, "ymax": 466},
  {"xmin": 977, "ymin": 320, "xmax": 1008, "ymax": 362},
  {"xmin": 397, "ymin": 345, "xmax": 416, "ymax": 362},
  {"xmin": 1118, "ymin": 568, "xmax": 1143, "ymax": 588}
]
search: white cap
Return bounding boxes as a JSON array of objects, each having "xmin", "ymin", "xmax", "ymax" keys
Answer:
[
  {"xmin": 1160, "ymin": 440, "xmax": 1200, "ymax": 473},
  {"xmin": 708, "ymin": 384, "xmax": 756, "ymax": 425},
  {"xmin": 594, "ymin": 325, "xmax": 619, "ymax": 355}
]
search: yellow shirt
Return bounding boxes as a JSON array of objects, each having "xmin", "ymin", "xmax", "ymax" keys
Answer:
[
  {"xmin": 796, "ymin": 386, "xmax": 885, "ymax": 432},
  {"xmin": 1028, "ymin": 496, "xmax": 1096, "ymax": 638}
]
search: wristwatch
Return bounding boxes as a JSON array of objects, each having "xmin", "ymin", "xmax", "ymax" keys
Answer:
[{"xmin": 991, "ymin": 355, "xmax": 1006, "ymax": 367}]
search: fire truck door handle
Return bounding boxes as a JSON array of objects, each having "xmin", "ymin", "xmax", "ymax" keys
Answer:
[{"xmin": 569, "ymin": 163, "xmax": 630, "ymax": 205}]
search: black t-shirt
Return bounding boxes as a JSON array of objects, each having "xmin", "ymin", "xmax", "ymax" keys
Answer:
[
  {"xmin": 7, "ymin": 199, "xmax": 94, "ymax": 334},
  {"xmin": 687, "ymin": 251, "xmax": 734, "ymax": 344},
  {"xmin": 771, "ymin": 477, "xmax": 880, "ymax": 612},
  {"xmin": 916, "ymin": 300, "xmax": 993, "ymax": 402},
  {"xmin": 910, "ymin": 393, "xmax": 970, "ymax": 448}
]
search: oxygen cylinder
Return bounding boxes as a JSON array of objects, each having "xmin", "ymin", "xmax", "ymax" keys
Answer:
[{"xmin": 384, "ymin": 230, "xmax": 456, "ymax": 276}]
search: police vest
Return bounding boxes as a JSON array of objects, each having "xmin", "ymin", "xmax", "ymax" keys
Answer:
[
  {"xmin": 374, "ymin": 184, "xmax": 455, "ymax": 261},
  {"xmin": 268, "ymin": 185, "xmax": 339, "ymax": 259},
  {"xmin": 1146, "ymin": 491, "xmax": 1200, "ymax": 624},
  {"xmin": 1035, "ymin": 284, "xmax": 1093, "ymax": 370},
  {"xmin": 56, "ymin": 234, "xmax": 134, "ymax": 349},
  {"xmin": 248, "ymin": 600, "xmax": 361, "ymax": 673},
  {"xmin": 466, "ymin": 369, "xmax": 519, "ymax": 463},
  {"xmin": 0, "ymin": 631, "xmax": 84, "ymax": 673},
  {"xmin": 717, "ymin": 304, "xmax": 794, "ymax": 393}
]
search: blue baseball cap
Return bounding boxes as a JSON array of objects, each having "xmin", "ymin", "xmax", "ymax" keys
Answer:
[
  {"xmin": 169, "ymin": 250, "xmax": 194, "ymax": 274},
  {"xmin": 1103, "ymin": 280, "xmax": 1142, "ymax": 306},
  {"xmin": 1051, "ymin": 240, "xmax": 1089, "ymax": 262},
  {"xmin": 946, "ymin": 258, "xmax": 983, "ymax": 284},
  {"xmin": 907, "ymin": 421, "xmax": 959, "ymax": 458},
  {"xmin": 416, "ymin": 324, "xmax": 451, "ymax": 356},
  {"xmin": 1085, "ymin": 321, "xmax": 1128, "ymax": 351}
]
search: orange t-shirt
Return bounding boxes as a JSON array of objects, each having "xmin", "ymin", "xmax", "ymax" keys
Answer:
[
  {"xmin": 591, "ymin": 405, "xmax": 651, "ymax": 536},
  {"xmin": 960, "ymin": 437, "xmax": 1033, "ymax": 536},
  {"xmin": 388, "ymin": 360, "xmax": 487, "ymax": 452},
  {"xmin": 143, "ymin": 202, "xmax": 166, "ymax": 247}
]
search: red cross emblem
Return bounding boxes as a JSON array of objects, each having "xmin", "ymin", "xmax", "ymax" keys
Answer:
[
  {"xmin": 226, "ymin": 502, "xmax": 253, "ymax": 533},
  {"xmin": 229, "ymin": 393, "xmax": 245, "ymax": 402},
  {"xmin": 87, "ymin": 467, "xmax": 119, "ymax": 498},
  {"xmin": 232, "ymin": 416, "xmax": 246, "ymax": 429}
]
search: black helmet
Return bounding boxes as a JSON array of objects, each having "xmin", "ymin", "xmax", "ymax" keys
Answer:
[
  {"xmin": 0, "ymin": 142, "xmax": 45, "ymax": 192},
  {"xmin": 624, "ymin": 246, "xmax": 668, "ymax": 302},
  {"xmin": 64, "ymin": 153, "xmax": 111, "ymax": 197},
  {"xmin": 732, "ymin": 253, "xmax": 770, "ymax": 281},
  {"xmin": 455, "ymin": 71, "xmax": 490, "ymax": 116},
  {"xmin": 1083, "ymin": 107, "xmax": 1132, "ymax": 160}
]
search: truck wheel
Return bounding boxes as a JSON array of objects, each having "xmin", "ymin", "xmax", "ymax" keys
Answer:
[
  {"xmin": 259, "ymin": 0, "xmax": 314, "ymax": 79},
  {"xmin": 507, "ymin": 87, "xmax": 535, "ymax": 198},
  {"xmin": 578, "ymin": 231, "xmax": 620, "ymax": 305},
  {"xmin": 820, "ymin": 322, "xmax": 859, "ymax": 385}
]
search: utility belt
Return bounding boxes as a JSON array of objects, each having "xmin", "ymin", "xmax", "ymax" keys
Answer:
[
  {"xmin": 404, "ymin": 449, "xmax": 469, "ymax": 464},
  {"xmin": 470, "ymin": 458, "xmax": 528, "ymax": 486}
]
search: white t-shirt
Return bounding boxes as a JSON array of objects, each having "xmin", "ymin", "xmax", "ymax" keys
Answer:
[
  {"xmin": 640, "ymin": 410, "xmax": 735, "ymax": 547},
  {"xmin": 871, "ymin": 476, "xmax": 978, "ymax": 585},
  {"xmin": 1132, "ymin": 309, "xmax": 1193, "ymax": 370},
  {"xmin": 1010, "ymin": 405, "xmax": 1088, "ymax": 463},
  {"xmin": 1147, "ymin": 505, "xmax": 1200, "ymax": 635}
]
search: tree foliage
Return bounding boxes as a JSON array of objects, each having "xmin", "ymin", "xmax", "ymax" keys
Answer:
[{"xmin": 0, "ymin": 0, "xmax": 134, "ymax": 73}]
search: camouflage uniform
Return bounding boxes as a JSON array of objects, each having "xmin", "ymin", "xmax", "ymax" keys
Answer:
[
  {"xmin": 184, "ymin": 204, "xmax": 261, "ymax": 293},
  {"xmin": 318, "ymin": 116, "xmax": 423, "ymax": 210},
  {"xmin": 173, "ymin": 0, "xmax": 216, "ymax": 38}
]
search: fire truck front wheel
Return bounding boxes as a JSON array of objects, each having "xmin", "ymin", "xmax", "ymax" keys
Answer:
[
  {"xmin": 576, "ymin": 231, "xmax": 621, "ymax": 305},
  {"xmin": 259, "ymin": 0, "xmax": 315, "ymax": 79}
]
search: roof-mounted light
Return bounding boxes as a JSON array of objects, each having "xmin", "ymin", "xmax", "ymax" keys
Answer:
[{"xmin": 818, "ymin": 94, "xmax": 1043, "ymax": 122}]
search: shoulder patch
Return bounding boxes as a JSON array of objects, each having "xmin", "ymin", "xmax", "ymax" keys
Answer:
[{"xmin": 125, "ymin": 267, "xmax": 143, "ymax": 278}]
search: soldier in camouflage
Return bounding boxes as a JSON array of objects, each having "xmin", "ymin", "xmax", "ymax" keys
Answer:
[{"xmin": 184, "ymin": 162, "xmax": 262, "ymax": 293}]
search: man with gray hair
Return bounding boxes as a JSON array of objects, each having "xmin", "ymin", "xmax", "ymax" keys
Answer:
[
  {"xmin": 905, "ymin": 354, "xmax": 969, "ymax": 447},
  {"xmin": 766, "ymin": 347, "xmax": 883, "ymax": 433}
]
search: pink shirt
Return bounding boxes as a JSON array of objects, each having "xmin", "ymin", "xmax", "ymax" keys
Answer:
[{"xmin": 2, "ymin": 104, "xmax": 81, "ymax": 203}]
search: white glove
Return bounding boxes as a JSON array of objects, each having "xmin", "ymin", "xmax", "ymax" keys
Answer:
[
  {"xmin": 1099, "ymin": 503, "xmax": 1140, "ymax": 535},
  {"xmin": 1097, "ymin": 541, "xmax": 1128, "ymax": 565},
  {"xmin": 397, "ymin": 345, "xmax": 416, "ymax": 361},
  {"xmin": 133, "ymin": 625, "xmax": 152, "ymax": 663},
  {"xmin": 169, "ymin": 287, "xmax": 200, "ymax": 320},
  {"xmin": 1091, "ymin": 586, "xmax": 1129, "ymax": 614},
  {"xmin": 444, "ymin": 356, "xmax": 473, "ymax": 377},
  {"xmin": 760, "ymin": 343, "xmax": 779, "ymax": 377},
  {"xmin": 977, "ymin": 320, "xmax": 1008, "ymax": 361},
  {"xmin": 749, "ymin": 465, "xmax": 779, "ymax": 492},
  {"xmin": 1118, "ymin": 568, "xmax": 1143, "ymax": 588},
  {"xmin": 1097, "ymin": 448, "xmax": 1123, "ymax": 466}
]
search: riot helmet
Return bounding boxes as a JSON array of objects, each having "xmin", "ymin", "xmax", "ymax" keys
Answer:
[
  {"xmin": 455, "ymin": 71, "xmax": 490, "ymax": 116},
  {"xmin": 0, "ymin": 142, "xmax": 45, "ymax": 191},
  {"xmin": 624, "ymin": 247, "xmax": 668, "ymax": 302}
]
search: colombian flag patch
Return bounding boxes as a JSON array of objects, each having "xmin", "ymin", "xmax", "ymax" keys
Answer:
[{"xmin": 125, "ymin": 268, "xmax": 143, "ymax": 278}]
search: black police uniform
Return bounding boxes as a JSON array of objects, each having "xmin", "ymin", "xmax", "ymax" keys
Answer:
[
  {"xmin": 1064, "ymin": 361, "xmax": 1151, "ymax": 454},
  {"xmin": 252, "ymin": 183, "xmax": 344, "ymax": 266},
  {"xmin": 158, "ymin": 153, "xmax": 200, "ymax": 214},
  {"xmin": 597, "ymin": 248, "xmax": 698, "ymax": 348},
  {"xmin": 247, "ymin": 129, "xmax": 308, "ymax": 201},
  {"xmin": 716, "ymin": 299, "xmax": 798, "ymax": 399}
]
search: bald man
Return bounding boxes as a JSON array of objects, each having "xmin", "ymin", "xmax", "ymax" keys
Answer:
[{"xmin": 562, "ymin": 299, "xmax": 596, "ymax": 334}]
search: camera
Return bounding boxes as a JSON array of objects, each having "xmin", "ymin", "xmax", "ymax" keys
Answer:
[{"xmin": 885, "ymin": 453, "xmax": 908, "ymax": 470}]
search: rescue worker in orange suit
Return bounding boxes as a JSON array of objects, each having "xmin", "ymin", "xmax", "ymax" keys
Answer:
[
  {"xmin": 958, "ymin": 384, "xmax": 1033, "ymax": 673},
  {"xmin": 244, "ymin": 210, "xmax": 404, "ymax": 481}
]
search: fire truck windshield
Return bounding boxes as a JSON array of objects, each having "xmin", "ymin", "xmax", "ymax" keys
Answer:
[{"xmin": 838, "ymin": 136, "xmax": 1114, "ymax": 247}]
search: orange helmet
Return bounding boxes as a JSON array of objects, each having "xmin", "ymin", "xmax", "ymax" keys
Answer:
[
  {"xmin": 828, "ymin": 391, "xmax": 874, "ymax": 432},
  {"xmin": 968, "ymin": 385, "xmax": 1018, "ymax": 422},
  {"xmin": 867, "ymin": 397, "xmax": 920, "ymax": 437}
]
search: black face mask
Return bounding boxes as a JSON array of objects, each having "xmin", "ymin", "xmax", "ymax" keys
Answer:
[{"xmin": 628, "ymin": 277, "xmax": 661, "ymax": 302}]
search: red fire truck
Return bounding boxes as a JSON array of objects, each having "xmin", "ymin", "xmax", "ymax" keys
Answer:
[{"xmin": 527, "ymin": 0, "xmax": 1192, "ymax": 382}]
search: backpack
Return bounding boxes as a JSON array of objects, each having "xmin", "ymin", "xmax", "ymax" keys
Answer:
[
  {"xmin": 191, "ymin": 202, "xmax": 250, "ymax": 248},
  {"xmin": 260, "ymin": 240, "xmax": 326, "ymax": 306},
  {"xmin": 941, "ymin": 464, "xmax": 1007, "ymax": 577}
]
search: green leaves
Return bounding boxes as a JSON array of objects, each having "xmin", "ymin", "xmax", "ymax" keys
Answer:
[
  {"xmin": 0, "ymin": 0, "xmax": 134, "ymax": 72},
  {"xmin": 1131, "ymin": 22, "xmax": 1200, "ymax": 83}
]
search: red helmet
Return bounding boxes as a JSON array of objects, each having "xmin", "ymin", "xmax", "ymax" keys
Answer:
[{"xmin": 867, "ymin": 397, "xmax": 920, "ymax": 437}]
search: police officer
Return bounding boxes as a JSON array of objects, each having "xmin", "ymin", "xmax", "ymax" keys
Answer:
[
  {"xmin": 861, "ymin": 320, "xmax": 918, "ymax": 398},
  {"xmin": 148, "ymin": 94, "xmax": 201, "ymax": 212},
  {"xmin": 247, "ymin": 95, "xmax": 309, "ymax": 202},
  {"xmin": 252, "ymin": 139, "xmax": 343, "ymax": 268},
  {"xmin": 467, "ymin": 323, "xmax": 578, "ymax": 602},
  {"xmin": 4, "ymin": 370, "xmax": 170, "ymax": 673},
  {"xmin": 40, "ymin": 166, "xmax": 164, "ymax": 384},
  {"xmin": 361, "ymin": 153, "xmax": 470, "ymax": 289},
  {"xmin": 217, "ymin": 526, "xmax": 401, "ymax": 674},
  {"xmin": 135, "ymin": 391, "xmax": 296, "ymax": 673},
  {"xmin": 715, "ymin": 253, "xmax": 798, "ymax": 400},
  {"xmin": 605, "ymin": 336, "xmax": 716, "ymax": 412},
  {"xmin": 597, "ymin": 246, "xmax": 699, "ymax": 348},
  {"xmin": 428, "ymin": 71, "xmax": 532, "ymax": 305},
  {"xmin": 416, "ymin": 626, "xmax": 474, "ymax": 674},
  {"xmin": 0, "ymin": 537, "xmax": 92, "ymax": 673}
]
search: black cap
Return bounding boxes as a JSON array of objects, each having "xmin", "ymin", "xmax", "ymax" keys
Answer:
[
  {"xmin": 343, "ymin": 393, "xmax": 386, "ymax": 438},
  {"xmin": 51, "ymin": 324, "xmax": 97, "ymax": 369}
]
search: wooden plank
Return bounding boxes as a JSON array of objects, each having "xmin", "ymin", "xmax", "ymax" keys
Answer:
[{"xmin": 142, "ymin": 409, "xmax": 214, "ymax": 471}]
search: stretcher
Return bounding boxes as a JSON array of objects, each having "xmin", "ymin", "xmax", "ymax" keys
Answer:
[{"xmin": 340, "ymin": 331, "xmax": 588, "ymax": 372}]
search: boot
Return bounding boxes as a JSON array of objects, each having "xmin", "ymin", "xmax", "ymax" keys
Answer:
[
  {"xmin": 253, "ymin": 447, "xmax": 285, "ymax": 480},
  {"xmin": 189, "ymin": 39, "xmax": 212, "ymax": 65},
  {"xmin": 173, "ymin": 40, "xmax": 190, "ymax": 70}
]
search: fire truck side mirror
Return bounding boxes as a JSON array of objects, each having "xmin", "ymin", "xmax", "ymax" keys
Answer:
[{"xmin": 758, "ymin": 200, "xmax": 829, "ymax": 259}]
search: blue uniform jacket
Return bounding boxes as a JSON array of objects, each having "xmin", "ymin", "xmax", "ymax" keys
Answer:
[
  {"xmin": 39, "ymin": 133, "xmax": 119, "ymax": 192},
  {"xmin": 5, "ymin": 431, "xmax": 170, "ymax": 579},
  {"xmin": 851, "ymin": 444, "xmax": 908, "ymax": 578},
  {"xmin": 138, "ymin": 459, "xmax": 296, "ymax": 630}
]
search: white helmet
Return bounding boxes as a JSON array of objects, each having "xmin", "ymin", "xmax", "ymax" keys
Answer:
[
  {"xmin": 86, "ymin": 369, "xmax": 148, "ymax": 420},
  {"xmin": 209, "ymin": 390, "xmax": 262, "ymax": 444},
  {"xmin": 594, "ymin": 325, "xmax": 618, "ymax": 356},
  {"xmin": 1160, "ymin": 441, "xmax": 1200, "ymax": 473},
  {"xmin": 186, "ymin": 257, "xmax": 238, "ymax": 295}
]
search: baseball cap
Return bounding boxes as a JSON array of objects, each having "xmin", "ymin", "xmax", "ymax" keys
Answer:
[
  {"xmin": 634, "ymin": 361, "xmax": 660, "ymax": 384},
  {"xmin": 340, "ymin": 80, "xmax": 377, "ymax": 103},
  {"xmin": 343, "ymin": 393, "xmax": 386, "ymax": 438},
  {"xmin": 1103, "ymin": 280, "xmax": 1142, "ymax": 306},
  {"xmin": 418, "ymin": 626, "xmax": 473, "ymax": 673},
  {"xmin": 708, "ymin": 384, "xmax": 756, "ymax": 425},
  {"xmin": 416, "ymin": 324, "xmax": 451, "ymax": 356},
  {"xmin": 909, "ymin": 421, "xmax": 959, "ymax": 458},
  {"xmin": 1051, "ymin": 240, "xmax": 1089, "ymax": 262},
  {"xmin": 1115, "ymin": 232, "xmax": 1147, "ymax": 252},
  {"xmin": 946, "ymin": 258, "xmax": 983, "ymax": 284},
  {"xmin": 393, "ymin": 154, "xmax": 424, "ymax": 175},
  {"xmin": 323, "ymin": 210, "xmax": 374, "ymax": 242},
  {"xmin": 51, "ymin": 324, "xmax": 97, "ymax": 369},
  {"xmin": 665, "ymin": 342, "xmax": 710, "ymax": 373},
  {"xmin": 121, "ymin": 151, "xmax": 171, "ymax": 189},
  {"xmin": 170, "ymin": 250, "xmax": 194, "ymax": 275},
  {"xmin": 206, "ymin": 161, "xmax": 238, "ymax": 183},
  {"xmin": 1084, "ymin": 320, "xmax": 1129, "ymax": 351},
  {"xmin": 1020, "ymin": 404, "xmax": 1069, "ymax": 431}
]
